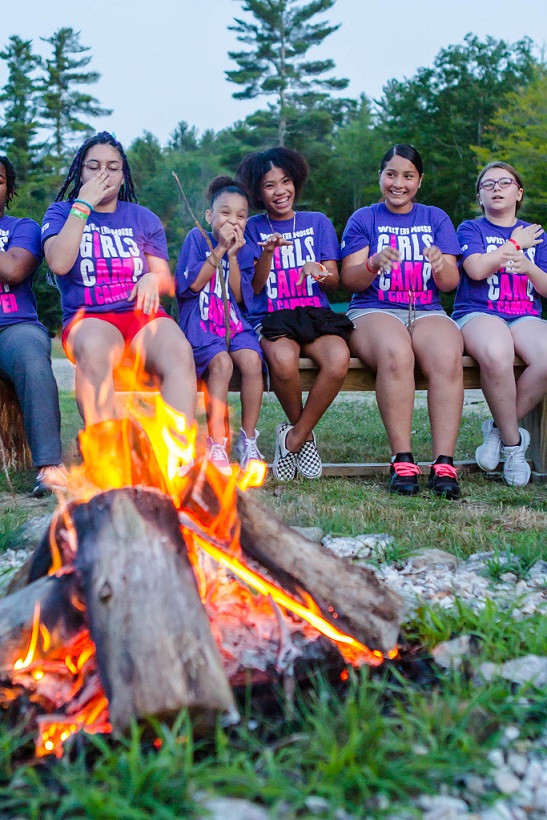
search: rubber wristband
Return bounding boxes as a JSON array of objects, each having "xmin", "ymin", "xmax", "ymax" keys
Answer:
[
  {"xmin": 365, "ymin": 255, "xmax": 376, "ymax": 274},
  {"xmin": 70, "ymin": 208, "xmax": 89, "ymax": 220},
  {"xmin": 316, "ymin": 263, "xmax": 327, "ymax": 273},
  {"xmin": 508, "ymin": 238, "xmax": 521, "ymax": 251},
  {"xmin": 74, "ymin": 198, "xmax": 93, "ymax": 211},
  {"xmin": 207, "ymin": 254, "xmax": 219, "ymax": 268},
  {"xmin": 71, "ymin": 203, "xmax": 91, "ymax": 216}
]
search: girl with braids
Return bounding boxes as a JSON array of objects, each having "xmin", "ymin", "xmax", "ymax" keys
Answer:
[
  {"xmin": 236, "ymin": 147, "xmax": 350, "ymax": 482},
  {"xmin": 175, "ymin": 176, "xmax": 264, "ymax": 474},
  {"xmin": 0, "ymin": 155, "xmax": 65, "ymax": 497},
  {"xmin": 42, "ymin": 132, "xmax": 196, "ymax": 431}
]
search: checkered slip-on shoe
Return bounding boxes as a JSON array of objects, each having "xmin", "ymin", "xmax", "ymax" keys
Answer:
[
  {"xmin": 272, "ymin": 422, "xmax": 298, "ymax": 481},
  {"xmin": 296, "ymin": 432, "xmax": 322, "ymax": 479}
]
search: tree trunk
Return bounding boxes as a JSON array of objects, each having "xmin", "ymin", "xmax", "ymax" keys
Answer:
[{"xmin": 0, "ymin": 379, "xmax": 32, "ymax": 470}]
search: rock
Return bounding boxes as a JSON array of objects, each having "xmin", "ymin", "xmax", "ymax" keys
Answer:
[
  {"xmin": 321, "ymin": 533, "xmax": 393, "ymax": 561},
  {"xmin": 304, "ymin": 795, "xmax": 331, "ymax": 814},
  {"xmin": 406, "ymin": 549, "xmax": 458, "ymax": 573},
  {"xmin": 493, "ymin": 767, "xmax": 522, "ymax": 794},
  {"xmin": 480, "ymin": 656, "xmax": 547, "ymax": 688},
  {"xmin": 432, "ymin": 635, "xmax": 477, "ymax": 670},
  {"xmin": 417, "ymin": 794, "xmax": 469, "ymax": 817},
  {"xmin": 197, "ymin": 796, "xmax": 269, "ymax": 820},
  {"xmin": 478, "ymin": 801, "xmax": 513, "ymax": 819},
  {"xmin": 534, "ymin": 786, "xmax": 547, "ymax": 812},
  {"xmin": 290, "ymin": 526, "xmax": 324, "ymax": 543}
]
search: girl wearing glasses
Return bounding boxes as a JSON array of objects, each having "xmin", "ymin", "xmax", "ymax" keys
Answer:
[
  {"xmin": 452, "ymin": 161, "xmax": 547, "ymax": 486},
  {"xmin": 42, "ymin": 132, "xmax": 196, "ymax": 435},
  {"xmin": 341, "ymin": 144, "xmax": 463, "ymax": 499}
]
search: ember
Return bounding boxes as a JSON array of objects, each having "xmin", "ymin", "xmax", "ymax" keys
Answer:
[{"xmin": 0, "ymin": 379, "xmax": 403, "ymax": 757}]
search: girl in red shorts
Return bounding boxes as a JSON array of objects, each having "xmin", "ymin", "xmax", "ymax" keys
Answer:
[{"xmin": 42, "ymin": 132, "xmax": 196, "ymax": 427}]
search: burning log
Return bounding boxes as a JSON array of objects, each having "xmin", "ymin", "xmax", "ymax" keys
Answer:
[
  {"xmin": 69, "ymin": 487, "xmax": 237, "ymax": 732},
  {"xmin": 0, "ymin": 573, "xmax": 84, "ymax": 673},
  {"xmin": 236, "ymin": 492, "xmax": 404, "ymax": 654}
]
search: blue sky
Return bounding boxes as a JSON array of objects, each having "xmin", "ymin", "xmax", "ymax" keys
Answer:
[{"xmin": 2, "ymin": 0, "xmax": 546, "ymax": 147}]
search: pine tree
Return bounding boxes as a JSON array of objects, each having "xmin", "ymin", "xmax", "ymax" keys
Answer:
[
  {"xmin": 39, "ymin": 27, "xmax": 112, "ymax": 158},
  {"xmin": 0, "ymin": 36, "xmax": 42, "ymax": 181},
  {"xmin": 226, "ymin": 0, "xmax": 348, "ymax": 144}
]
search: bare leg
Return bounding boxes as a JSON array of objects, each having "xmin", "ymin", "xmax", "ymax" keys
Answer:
[
  {"xmin": 511, "ymin": 319, "xmax": 547, "ymax": 419},
  {"xmin": 230, "ymin": 348, "xmax": 263, "ymax": 437},
  {"xmin": 261, "ymin": 337, "xmax": 303, "ymax": 431},
  {"xmin": 412, "ymin": 316, "xmax": 464, "ymax": 458},
  {"xmin": 131, "ymin": 318, "xmax": 197, "ymax": 423},
  {"xmin": 350, "ymin": 314, "xmax": 415, "ymax": 455},
  {"xmin": 65, "ymin": 318, "xmax": 125, "ymax": 425},
  {"xmin": 461, "ymin": 315, "xmax": 520, "ymax": 445},
  {"xmin": 200, "ymin": 352, "xmax": 233, "ymax": 442},
  {"xmin": 286, "ymin": 335, "xmax": 350, "ymax": 451}
]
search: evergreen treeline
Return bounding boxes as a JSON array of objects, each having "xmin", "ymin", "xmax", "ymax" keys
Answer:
[{"xmin": 1, "ymin": 13, "xmax": 546, "ymax": 332}]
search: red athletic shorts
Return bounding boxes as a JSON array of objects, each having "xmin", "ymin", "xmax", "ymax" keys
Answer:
[{"xmin": 61, "ymin": 308, "xmax": 172, "ymax": 363}]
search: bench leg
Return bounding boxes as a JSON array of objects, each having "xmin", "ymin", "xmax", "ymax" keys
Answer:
[{"xmin": 521, "ymin": 397, "xmax": 547, "ymax": 481}]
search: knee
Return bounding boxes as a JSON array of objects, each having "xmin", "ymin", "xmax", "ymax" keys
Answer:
[
  {"xmin": 378, "ymin": 344, "xmax": 414, "ymax": 378},
  {"xmin": 73, "ymin": 341, "xmax": 115, "ymax": 378},
  {"xmin": 320, "ymin": 343, "xmax": 350, "ymax": 379},
  {"xmin": 237, "ymin": 350, "xmax": 263, "ymax": 377},
  {"xmin": 266, "ymin": 345, "xmax": 299, "ymax": 381},
  {"xmin": 477, "ymin": 348, "xmax": 514, "ymax": 378},
  {"xmin": 207, "ymin": 352, "xmax": 234, "ymax": 380}
]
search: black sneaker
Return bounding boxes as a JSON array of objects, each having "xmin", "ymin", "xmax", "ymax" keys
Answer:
[
  {"xmin": 389, "ymin": 453, "xmax": 422, "ymax": 495},
  {"xmin": 427, "ymin": 456, "xmax": 461, "ymax": 500}
]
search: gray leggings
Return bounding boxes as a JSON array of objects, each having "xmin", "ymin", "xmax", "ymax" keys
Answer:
[{"xmin": 0, "ymin": 322, "xmax": 62, "ymax": 467}]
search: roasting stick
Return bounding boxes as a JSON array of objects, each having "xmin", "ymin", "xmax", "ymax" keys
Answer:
[{"xmin": 172, "ymin": 172, "xmax": 231, "ymax": 349}]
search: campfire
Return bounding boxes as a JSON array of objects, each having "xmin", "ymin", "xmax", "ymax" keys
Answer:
[{"xmin": 0, "ymin": 383, "xmax": 403, "ymax": 758}]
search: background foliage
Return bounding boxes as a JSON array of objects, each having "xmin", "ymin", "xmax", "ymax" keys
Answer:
[{"xmin": 0, "ymin": 8, "xmax": 545, "ymax": 332}]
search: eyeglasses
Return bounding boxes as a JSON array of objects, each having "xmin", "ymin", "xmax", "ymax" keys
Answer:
[
  {"xmin": 82, "ymin": 160, "xmax": 123, "ymax": 174},
  {"xmin": 479, "ymin": 177, "xmax": 519, "ymax": 192}
]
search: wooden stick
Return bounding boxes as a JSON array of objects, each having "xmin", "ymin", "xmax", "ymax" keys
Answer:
[{"xmin": 172, "ymin": 171, "xmax": 231, "ymax": 349}]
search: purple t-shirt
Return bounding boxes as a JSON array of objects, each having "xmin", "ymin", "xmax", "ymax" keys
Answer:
[
  {"xmin": 175, "ymin": 227, "xmax": 256, "ymax": 343},
  {"xmin": 0, "ymin": 215, "xmax": 43, "ymax": 328},
  {"xmin": 41, "ymin": 201, "xmax": 169, "ymax": 324},
  {"xmin": 340, "ymin": 202, "xmax": 461, "ymax": 310},
  {"xmin": 244, "ymin": 211, "xmax": 340, "ymax": 327},
  {"xmin": 452, "ymin": 217, "xmax": 547, "ymax": 321}
]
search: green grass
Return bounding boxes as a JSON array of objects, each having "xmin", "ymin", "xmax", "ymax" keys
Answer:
[{"xmin": 0, "ymin": 384, "xmax": 546, "ymax": 816}]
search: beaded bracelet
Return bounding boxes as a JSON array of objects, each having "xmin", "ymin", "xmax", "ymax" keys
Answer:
[
  {"xmin": 70, "ymin": 207, "xmax": 89, "ymax": 220},
  {"xmin": 207, "ymin": 254, "xmax": 220, "ymax": 268},
  {"xmin": 508, "ymin": 238, "xmax": 521, "ymax": 251},
  {"xmin": 74, "ymin": 198, "xmax": 93, "ymax": 211}
]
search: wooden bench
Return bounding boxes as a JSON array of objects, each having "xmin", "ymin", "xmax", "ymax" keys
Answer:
[{"xmin": 226, "ymin": 355, "xmax": 547, "ymax": 481}]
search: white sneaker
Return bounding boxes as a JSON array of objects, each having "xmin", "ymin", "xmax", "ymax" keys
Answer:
[
  {"xmin": 206, "ymin": 437, "xmax": 232, "ymax": 476},
  {"xmin": 502, "ymin": 428, "xmax": 531, "ymax": 487},
  {"xmin": 235, "ymin": 429, "xmax": 264, "ymax": 471},
  {"xmin": 475, "ymin": 418, "xmax": 502, "ymax": 471}
]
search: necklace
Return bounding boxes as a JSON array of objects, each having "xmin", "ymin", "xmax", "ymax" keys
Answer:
[{"xmin": 265, "ymin": 211, "xmax": 296, "ymax": 241}]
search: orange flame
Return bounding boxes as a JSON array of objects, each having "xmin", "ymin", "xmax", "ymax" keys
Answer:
[{"xmin": 14, "ymin": 601, "xmax": 41, "ymax": 670}]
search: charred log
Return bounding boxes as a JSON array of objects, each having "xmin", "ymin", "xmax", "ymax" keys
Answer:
[
  {"xmin": 237, "ymin": 492, "xmax": 404, "ymax": 654},
  {"xmin": 70, "ymin": 487, "xmax": 237, "ymax": 732}
]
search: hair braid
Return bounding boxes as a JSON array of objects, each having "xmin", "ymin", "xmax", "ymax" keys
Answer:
[
  {"xmin": 0, "ymin": 155, "xmax": 17, "ymax": 209},
  {"xmin": 55, "ymin": 132, "xmax": 138, "ymax": 204}
]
